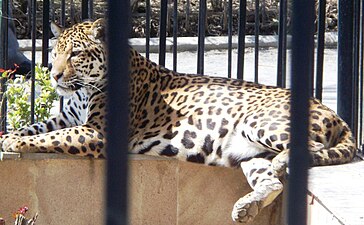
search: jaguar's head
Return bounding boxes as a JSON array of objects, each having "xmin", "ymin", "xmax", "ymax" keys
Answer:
[{"xmin": 50, "ymin": 19, "xmax": 107, "ymax": 96}]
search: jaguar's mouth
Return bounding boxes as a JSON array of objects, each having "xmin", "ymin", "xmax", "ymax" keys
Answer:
[{"xmin": 55, "ymin": 83, "xmax": 82, "ymax": 96}]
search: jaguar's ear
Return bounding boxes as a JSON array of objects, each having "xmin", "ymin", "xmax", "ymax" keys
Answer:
[
  {"xmin": 90, "ymin": 18, "xmax": 106, "ymax": 43},
  {"xmin": 50, "ymin": 21, "xmax": 64, "ymax": 38}
]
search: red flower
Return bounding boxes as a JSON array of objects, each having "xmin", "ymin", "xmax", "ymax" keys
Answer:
[
  {"xmin": 12, "ymin": 206, "xmax": 29, "ymax": 218},
  {"xmin": 0, "ymin": 64, "xmax": 19, "ymax": 79}
]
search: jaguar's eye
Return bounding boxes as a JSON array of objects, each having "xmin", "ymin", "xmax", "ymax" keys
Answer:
[
  {"xmin": 71, "ymin": 50, "xmax": 81, "ymax": 57},
  {"xmin": 51, "ymin": 51, "xmax": 57, "ymax": 59}
]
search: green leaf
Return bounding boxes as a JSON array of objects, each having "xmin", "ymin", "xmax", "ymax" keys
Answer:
[{"xmin": 2, "ymin": 64, "xmax": 58, "ymax": 129}]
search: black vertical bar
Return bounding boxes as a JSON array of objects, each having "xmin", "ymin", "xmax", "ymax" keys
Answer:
[
  {"xmin": 359, "ymin": 0, "xmax": 364, "ymax": 147},
  {"xmin": 315, "ymin": 0, "xmax": 326, "ymax": 101},
  {"xmin": 277, "ymin": 0, "xmax": 287, "ymax": 88},
  {"xmin": 197, "ymin": 0, "xmax": 206, "ymax": 75},
  {"xmin": 59, "ymin": 0, "xmax": 66, "ymax": 111},
  {"xmin": 60, "ymin": 0, "xmax": 66, "ymax": 26},
  {"xmin": 237, "ymin": 0, "xmax": 246, "ymax": 80},
  {"xmin": 2, "ymin": 0, "xmax": 8, "ymax": 69},
  {"xmin": 89, "ymin": 0, "xmax": 94, "ymax": 19},
  {"xmin": 159, "ymin": 0, "xmax": 168, "ymax": 66},
  {"xmin": 145, "ymin": 0, "xmax": 151, "ymax": 59},
  {"xmin": 42, "ymin": 0, "xmax": 50, "ymax": 67},
  {"xmin": 30, "ymin": 0, "xmax": 36, "ymax": 124},
  {"xmin": 338, "ymin": 0, "xmax": 354, "ymax": 129},
  {"xmin": 288, "ymin": 0, "xmax": 315, "ymax": 224},
  {"xmin": 172, "ymin": 0, "xmax": 178, "ymax": 71},
  {"xmin": 27, "ymin": 0, "xmax": 31, "ymax": 36},
  {"xmin": 0, "ymin": 0, "xmax": 9, "ymax": 133},
  {"xmin": 106, "ymin": 0, "xmax": 129, "ymax": 224},
  {"xmin": 50, "ymin": 0, "xmax": 55, "ymax": 21},
  {"xmin": 227, "ymin": 0, "xmax": 232, "ymax": 78},
  {"xmin": 185, "ymin": 0, "xmax": 190, "ymax": 31},
  {"xmin": 70, "ymin": 0, "xmax": 75, "ymax": 24},
  {"xmin": 254, "ymin": 0, "xmax": 259, "ymax": 83},
  {"xmin": 82, "ymin": 0, "xmax": 89, "ymax": 20},
  {"xmin": 352, "ymin": 0, "xmax": 360, "ymax": 139}
]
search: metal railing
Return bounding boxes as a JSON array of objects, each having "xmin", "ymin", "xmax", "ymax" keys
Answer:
[
  {"xmin": 1, "ymin": 0, "xmax": 351, "ymax": 132},
  {"xmin": 0, "ymin": 0, "xmax": 363, "ymax": 224},
  {"xmin": 106, "ymin": 0, "xmax": 129, "ymax": 224},
  {"xmin": 288, "ymin": 0, "xmax": 314, "ymax": 223}
]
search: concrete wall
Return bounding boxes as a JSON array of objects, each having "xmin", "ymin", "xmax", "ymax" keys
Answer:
[{"xmin": 0, "ymin": 154, "xmax": 282, "ymax": 225}]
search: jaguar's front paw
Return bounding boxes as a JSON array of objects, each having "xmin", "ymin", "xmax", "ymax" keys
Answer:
[
  {"xmin": 1, "ymin": 134, "xmax": 23, "ymax": 152},
  {"xmin": 272, "ymin": 149, "xmax": 289, "ymax": 177}
]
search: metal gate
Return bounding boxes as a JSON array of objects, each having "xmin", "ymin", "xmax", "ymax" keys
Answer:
[{"xmin": 0, "ymin": 0, "xmax": 362, "ymax": 224}]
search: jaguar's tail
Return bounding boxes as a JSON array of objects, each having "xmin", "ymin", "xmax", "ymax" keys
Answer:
[{"xmin": 310, "ymin": 120, "xmax": 357, "ymax": 166}]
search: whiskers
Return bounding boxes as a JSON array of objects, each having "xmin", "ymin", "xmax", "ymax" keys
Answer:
[
  {"xmin": 58, "ymin": 75, "xmax": 105, "ymax": 93},
  {"xmin": 74, "ymin": 78, "xmax": 104, "ymax": 93}
]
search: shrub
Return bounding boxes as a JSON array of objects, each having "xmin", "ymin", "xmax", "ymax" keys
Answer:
[{"xmin": 1, "ymin": 65, "xmax": 58, "ymax": 131}]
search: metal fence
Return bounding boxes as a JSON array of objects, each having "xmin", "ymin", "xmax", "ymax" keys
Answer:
[
  {"xmin": 1, "ymin": 0, "xmax": 361, "ymax": 149},
  {"xmin": 0, "ymin": 0, "xmax": 363, "ymax": 224}
]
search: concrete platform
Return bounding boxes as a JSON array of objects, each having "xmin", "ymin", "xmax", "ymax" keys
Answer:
[
  {"xmin": 0, "ymin": 153, "xmax": 282, "ymax": 225},
  {"xmin": 307, "ymin": 160, "xmax": 364, "ymax": 225}
]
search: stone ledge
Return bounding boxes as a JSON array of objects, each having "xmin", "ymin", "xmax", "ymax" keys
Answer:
[
  {"xmin": 18, "ymin": 32, "xmax": 338, "ymax": 53},
  {"xmin": 0, "ymin": 153, "xmax": 282, "ymax": 225}
]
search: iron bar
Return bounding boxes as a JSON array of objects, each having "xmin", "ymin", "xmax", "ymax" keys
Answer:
[
  {"xmin": 359, "ymin": 0, "xmax": 364, "ymax": 147},
  {"xmin": 0, "ymin": 0, "xmax": 9, "ymax": 133},
  {"xmin": 288, "ymin": 0, "xmax": 315, "ymax": 224},
  {"xmin": 27, "ymin": 0, "xmax": 31, "ymax": 36},
  {"xmin": 254, "ymin": 0, "xmax": 259, "ymax": 83},
  {"xmin": 89, "ymin": 0, "xmax": 94, "ymax": 19},
  {"xmin": 352, "ymin": 0, "xmax": 360, "ymax": 139},
  {"xmin": 145, "ymin": 0, "xmax": 151, "ymax": 58},
  {"xmin": 42, "ymin": 0, "xmax": 50, "ymax": 67},
  {"xmin": 185, "ymin": 0, "xmax": 190, "ymax": 31},
  {"xmin": 60, "ymin": 0, "xmax": 65, "ymax": 26},
  {"xmin": 337, "ymin": 0, "xmax": 354, "ymax": 129},
  {"xmin": 2, "ymin": 0, "xmax": 8, "ymax": 69},
  {"xmin": 70, "ymin": 0, "xmax": 75, "ymax": 24},
  {"xmin": 59, "ymin": 0, "xmax": 66, "ymax": 111},
  {"xmin": 30, "ymin": 0, "xmax": 36, "ymax": 124},
  {"xmin": 159, "ymin": 0, "xmax": 168, "ymax": 66},
  {"xmin": 315, "ymin": 0, "xmax": 326, "ymax": 100},
  {"xmin": 227, "ymin": 0, "xmax": 232, "ymax": 78},
  {"xmin": 173, "ymin": 0, "xmax": 178, "ymax": 71},
  {"xmin": 277, "ymin": 0, "xmax": 287, "ymax": 88},
  {"xmin": 105, "ymin": 0, "xmax": 130, "ymax": 223},
  {"xmin": 82, "ymin": 0, "xmax": 89, "ymax": 20},
  {"xmin": 237, "ymin": 0, "xmax": 246, "ymax": 80},
  {"xmin": 197, "ymin": 0, "xmax": 206, "ymax": 75},
  {"xmin": 50, "ymin": 0, "xmax": 55, "ymax": 21}
]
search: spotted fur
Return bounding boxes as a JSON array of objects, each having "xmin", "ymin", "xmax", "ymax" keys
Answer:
[{"xmin": 0, "ymin": 19, "xmax": 357, "ymax": 223}]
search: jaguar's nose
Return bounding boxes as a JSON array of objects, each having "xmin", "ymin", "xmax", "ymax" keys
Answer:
[{"xmin": 53, "ymin": 72, "xmax": 63, "ymax": 81}]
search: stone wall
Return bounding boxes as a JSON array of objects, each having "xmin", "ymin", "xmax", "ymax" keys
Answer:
[{"xmin": 0, "ymin": 153, "xmax": 282, "ymax": 225}]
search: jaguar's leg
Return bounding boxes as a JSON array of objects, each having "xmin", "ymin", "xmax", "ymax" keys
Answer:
[
  {"xmin": 232, "ymin": 158, "xmax": 283, "ymax": 223},
  {"xmin": 4, "ymin": 90, "xmax": 86, "ymax": 136},
  {"xmin": 272, "ymin": 140, "xmax": 326, "ymax": 177},
  {"xmin": 1, "ymin": 125, "xmax": 106, "ymax": 158},
  {"xmin": 272, "ymin": 149, "xmax": 289, "ymax": 177},
  {"xmin": 0, "ymin": 89, "xmax": 87, "ymax": 152}
]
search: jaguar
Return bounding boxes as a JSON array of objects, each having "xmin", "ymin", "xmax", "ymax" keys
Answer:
[{"xmin": 0, "ymin": 19, "xmax": 356, "ymax": 223}]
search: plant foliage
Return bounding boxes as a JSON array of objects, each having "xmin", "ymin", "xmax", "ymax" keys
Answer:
[{"xmin": 2, "ymin": 65, "xmax": 58, "ymax": 131}]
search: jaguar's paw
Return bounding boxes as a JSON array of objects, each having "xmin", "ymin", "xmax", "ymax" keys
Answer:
[
  {"xmin": 0, "ymin": 134, "xmax": 23, "ymax": 152},
  {"xmin": 272, "ymin": 150, "xmax": 289, "ymax": 177},
  {"xmin": 232, "ymin": 193, "xmax": 261, "ymax": 224}
]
